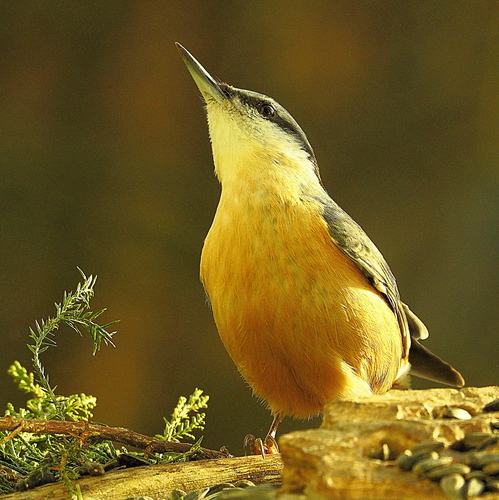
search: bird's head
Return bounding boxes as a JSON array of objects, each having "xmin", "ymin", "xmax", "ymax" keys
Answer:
[{"xmin": 177, "ymin": 43, "xmax": 321, "ymax": 190}]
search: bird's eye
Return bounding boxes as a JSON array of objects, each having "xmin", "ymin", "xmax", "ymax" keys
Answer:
[{"xmin": 259, "ymin": 103, "xmax": 276, "ymax": 118}]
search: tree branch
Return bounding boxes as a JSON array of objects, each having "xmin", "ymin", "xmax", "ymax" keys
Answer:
[{"xmin": 0, "ymin": 416, "xmax": 228, "ymax": 459}]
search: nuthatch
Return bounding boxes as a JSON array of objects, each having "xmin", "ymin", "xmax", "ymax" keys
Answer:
[{"xmin": 176, "ymin": 43, "xmax": 464, "ymax": 453}]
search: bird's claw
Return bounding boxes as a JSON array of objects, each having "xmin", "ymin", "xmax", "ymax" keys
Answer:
[{"xmin": 244, "ymin": 434, "xmax": 279, "ymax": 456}]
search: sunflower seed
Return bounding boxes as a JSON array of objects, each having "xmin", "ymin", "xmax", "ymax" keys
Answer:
[
  {"xmin": 465, "ymin": 477, "xmax": 485, "ymax": 497},
  {"xmin": 476, "ymin": 436, "xmax": 498, "ymax": 451},
  {"xmin": 482, "ymin": 461, "xmax": 499, "ymax": 476},
  {"xmin": 395, "ymin": 450, "xmax": 413, "ymax": 471},
  {"xmin": 207, "ymin": 484, "xmax": 236, "ymax": 496},
  {"xmin": 395, "ymin": 450, "xmax": 438, "ymax": 471},
  {"xmin": 169, "ymin": 492, "xmax": 187, "ymax": 500},
  {"xmin": 184, "ymin": 489, "xmax": 210, "ymax": 500},
  {"xmin": 426, "ymin": 464, "xmax": 471, "ymax": 481},
  {"xmin": 486, "ymin": 478, "xmax": 499, "ymax": 492},
  {"xmin": 462, "ymin": 432, "xmax": 494, "ymax": 450},
  {"xmin": 465, "ymin": 470, "xmax": 487, "ymax": 481},
  {"xmin": 440, "ymin": 473, "xmax": 466, "ymax": 499},
  {"xmin": 483, "ymin": 398, "xmax": 499, "ymax": 413},
  {"xmin": 466, "ymin": 452, "xmax": 499, "ymax": 468},
  {"xmin": 413, "ymin": 456, "xmax": 454, "ymax": 475},
  {"xmin": 234, "ymin": 480, "xmax": 255, "ymax": 488},
  {"xmin": 442, "ymin": 407, "xmax": 472, "ymax": 420},
  {"xmin": 411, "ymin": 440, "xmax": 446, "ymax": 453}
]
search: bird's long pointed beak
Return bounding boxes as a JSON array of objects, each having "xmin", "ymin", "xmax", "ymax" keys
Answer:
[{"xmin": 176, "ymin": 43, "xmax": 226, "ymax": 102}]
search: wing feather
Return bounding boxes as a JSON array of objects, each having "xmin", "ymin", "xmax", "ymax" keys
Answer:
[{"xmin": 319, "ymin": 200, "xmax": 411, "ymax": 357}]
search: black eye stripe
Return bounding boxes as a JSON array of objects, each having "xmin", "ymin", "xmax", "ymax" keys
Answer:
[
  {"xmin": 230, "ymin": 88, "xmax": 316, "ymax": 160},
  {"xmin": 217, "ymin": 83, "xmax": 233, "ymax": 98}
]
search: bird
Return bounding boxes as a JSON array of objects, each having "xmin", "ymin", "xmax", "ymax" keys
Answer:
[{"xmin": 176, "ymin": 43, "xmax": 465, "ymax": 453}]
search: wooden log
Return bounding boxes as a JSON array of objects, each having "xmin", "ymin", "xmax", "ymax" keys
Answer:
[
  {"xmin": 0, "ymin": 455, "xmax": 283, "ymax": 500},
  {"xmin": 280, "ymin": 386, "xmax": 499, "ymax": 499}
]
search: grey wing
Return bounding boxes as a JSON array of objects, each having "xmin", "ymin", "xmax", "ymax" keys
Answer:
[
  {"xmin": 318, "ymin": 199, "xmax": 464, "ymax": 388},
  {"xmin": 320, "ymin": 201, "xmax": 411, "ymax": 356}
]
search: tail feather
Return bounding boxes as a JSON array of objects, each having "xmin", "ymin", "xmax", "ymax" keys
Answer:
[
  {"xmin": 409, "ymin": 339, "xmax": 465, "ymax": 388},
  {"xmin": 401, "ymin": 302, "xmax": 464, "ymax": 387},
  {"xmin": 402, "ymin": 302, "xmax": 429, "ymax": 340}
]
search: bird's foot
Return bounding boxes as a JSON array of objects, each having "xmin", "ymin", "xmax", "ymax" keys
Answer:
[{"xmin": 244, "ymin": 434, "xmax": 279, "ymax": 456}]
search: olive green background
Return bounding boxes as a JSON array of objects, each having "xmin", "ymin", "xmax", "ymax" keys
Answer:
[{"xmin": 1, "ymin": 2, "xmax": 498, "ymax": 453}]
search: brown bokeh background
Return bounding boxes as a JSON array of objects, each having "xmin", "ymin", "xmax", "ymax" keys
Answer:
[{"xmin": 1, "ymin": 2, "xmax": 498, "ymax": 453}]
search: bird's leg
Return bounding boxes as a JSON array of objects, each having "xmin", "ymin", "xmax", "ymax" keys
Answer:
[
  {"xmin": 244, "ymin": 413, "xmax": 282, "ymax": 456},
  {"xmin": 263, "ymin": 412, "xmax": 282, "ymax": 453}
]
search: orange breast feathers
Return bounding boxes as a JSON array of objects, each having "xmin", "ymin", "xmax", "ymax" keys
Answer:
[{"xmin": 200, "ymin": 192, "xmax": 405, "ymax": 419}]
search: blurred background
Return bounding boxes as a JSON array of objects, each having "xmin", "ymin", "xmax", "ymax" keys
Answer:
[{"xmin": 1, "ymin": 1, "xmax": 498, "ymax": 454}]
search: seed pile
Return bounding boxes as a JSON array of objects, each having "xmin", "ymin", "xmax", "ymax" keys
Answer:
[
  {"xmin": 394, "ymin": 397, "xmax": 499, "ymax": 499},
  {"xmin": 166, "ymin": 481, "xmax": 280, "ymax": 500}
]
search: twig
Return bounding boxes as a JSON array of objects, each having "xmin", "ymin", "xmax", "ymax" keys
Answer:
[{"xmin": 0, "ymin": 416, "xmax": 228, "ymax": 459}]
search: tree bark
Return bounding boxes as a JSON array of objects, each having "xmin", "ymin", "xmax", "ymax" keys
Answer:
[
  {"xmin": 0, "ymin": 416, "xmax": 226, "ymax": 459},
  {"xmin": 0, "ymin": 455, "xmax": 283, "ymax": 500}
]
